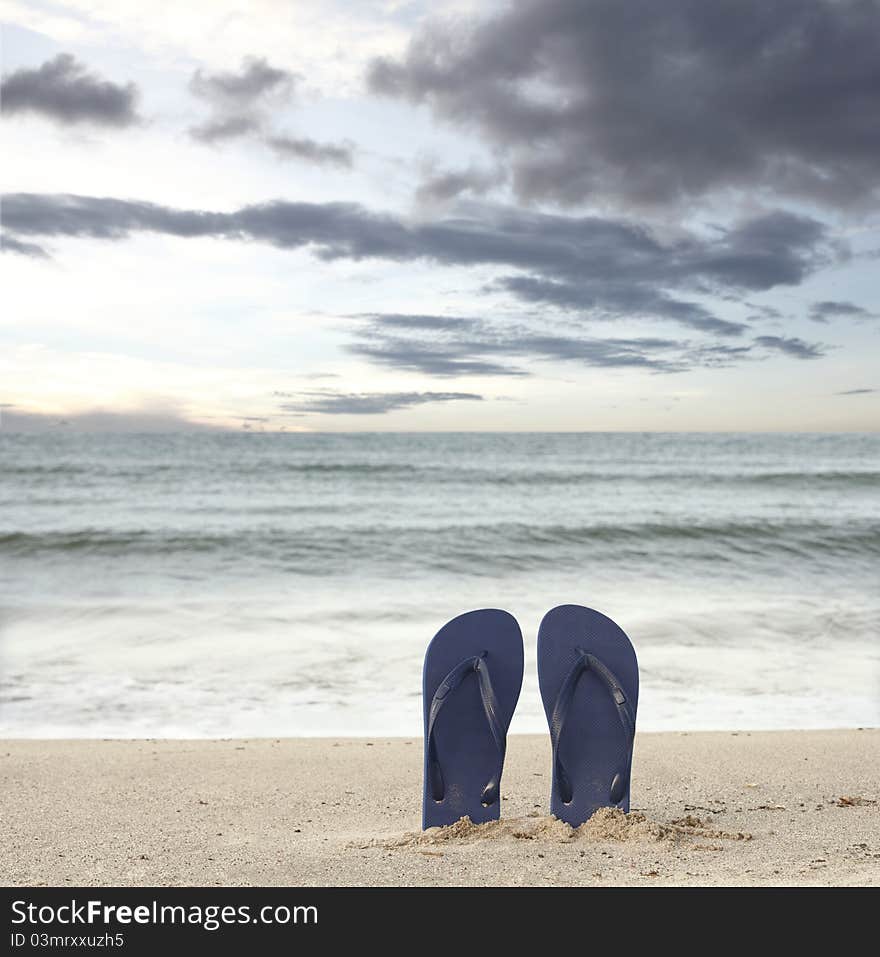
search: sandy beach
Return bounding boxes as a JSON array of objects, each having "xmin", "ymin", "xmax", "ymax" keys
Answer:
[{"xmin": 2, "ymin": 730, "xmax": 877, "ymax": 886}]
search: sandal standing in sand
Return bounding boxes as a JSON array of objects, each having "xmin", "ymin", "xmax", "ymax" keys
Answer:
[
  {"xmin": 538, "ymin": 604, "xmax": 639, "ymax": 826},
  {"xmin": 422, "ymin": 609, "xmax": 524, "ymax": 829}
]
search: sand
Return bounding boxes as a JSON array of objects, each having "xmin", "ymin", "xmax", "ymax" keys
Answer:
[{"xmin": 1, "ymin": 730, "xmax": 878, "ymax": 886}]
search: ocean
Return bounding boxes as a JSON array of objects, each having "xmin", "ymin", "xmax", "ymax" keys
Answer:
[{"xmin": 1, "ymin": 431, "xmax": 877, "ymax": 737}]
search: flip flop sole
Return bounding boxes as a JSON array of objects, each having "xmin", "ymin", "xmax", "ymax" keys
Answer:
[
  {"xmin": 538, "ymin": 604, "xmax": 639, "ymax": 826},
  {"xmin": 422, "ymin": 609, "xmax": 523, "ymax": 829}
]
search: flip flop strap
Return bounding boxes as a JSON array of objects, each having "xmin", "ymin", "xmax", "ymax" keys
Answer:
[
  {"xmin": 550, "ymin": 649, "xmax": 635, "ymax": 805},
  {"xmin": 426, "ymin": 653, "xmax": 506, "ymax": 806}
]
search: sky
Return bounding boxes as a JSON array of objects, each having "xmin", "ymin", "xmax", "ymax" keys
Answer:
[{"xmin": 1, "ymin": 0, "xmax": 878, "ymax": 432}]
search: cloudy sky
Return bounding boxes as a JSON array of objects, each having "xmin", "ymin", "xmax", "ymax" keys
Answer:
[{"xmin": 1, "ymin": 0, "xmax": 878, "ymax": 431}]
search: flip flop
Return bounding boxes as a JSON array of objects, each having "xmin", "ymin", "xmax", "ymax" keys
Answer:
[
  {"xmin": 422, "ymin": 609, "xmax": 523, "ymax": 829},
  {"xmin": 538, "ymin": 604, "xmax": 639, "ymax": 826}
]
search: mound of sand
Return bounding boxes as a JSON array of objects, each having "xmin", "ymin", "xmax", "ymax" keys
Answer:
[{"xmin": 359, "ymin": 807, "xmax": 752, "ymax": 850}]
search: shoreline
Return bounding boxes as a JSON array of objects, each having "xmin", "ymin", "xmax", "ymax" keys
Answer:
[
  {"xmin": 2, "ymin": 730, "xmax": 878, "ymax": 886},
  {"xmin": 2, "ymin": 721, "xmax": 877, "ymax": 739}
]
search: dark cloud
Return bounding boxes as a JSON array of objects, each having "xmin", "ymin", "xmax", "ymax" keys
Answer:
[
  {"xmin": 187, "ymin": 56, "xmax": 355, "ymax": 166},
  {"xmin": 809, "ymin": 300, "xmax": 873, "ymax": 322},
  {"xmin": 189, "ymin": 56, "xmax": 294, "ymax": 143},
  {"xmin": 266, "ymin": 135, "xmax": 354, "ymax": 167},
  {"xmin": 348, "ymin": 312, "xmax": 829, "ymax": 376},
  {"xmin": 351, "ymin": 313, "xmax": 711, "ymax": 376},
  {"xmin": 3, "ymin": 194, "xmax": 839, "ymax": 340},
  {"xmin": 495, "ymin": 276, "xmax": 748, "ymax": 336},
  {"xmin": 691, "ymin": 343, "xmax": 756, "ymax": 365},
  {"xmin": 355, "ymin": 313, "xmax": 469, "ymax": 332},
  {"xmin": 753, "ymin": 335, "xmax": 825, "ymax": 359},
  {"xmin": 349, "ymin": 336, "xmax": 529, "ymax": 377},
  {"xmin": 368, "ymin": 0, "xmax": 880, "ymax": 209},
  {"xmin": 348, "ymin": 315, "xmax": 532, "ymax": 376},
  {"xmin": 1, "ymin": 54, "xmax": 139, "ymax": 127},
  {"xmin": 190, "ymin": 114, "xmax": 262, "ymax": 144},
  {"xmin": 3, "ymin": 193, "xmax": 230, "ymax": 241},
  {"xmin": 276, "ymin": 390, "xmax": 483, "ymax": 415},
  {"xmin": 1, "ymin": 194, "xmax": 830, "ymax": 287},
  {"xmin": 416, "ymin": 165, "xmax": 501, "ymax": 203},
  {"xmin": 0, "ymin": 234, "xmax": 49, "ymax": 258},
  {"xmin": 834, "ymin": 388, "xmax": 875, "ymax": 395},
  {"xmin": 696, "ymin": 212, "xmax": 832, "ymax": 287},
  {"xmin": 190, "ymin": 57, "xmax": 294, "ymax": 107},
  {"xmin": 503, "ymin": 334, "xmax": 688, "ymax": 370},
  {"xmin": 741, "ymin": 302, "xmax": 784, "ymax": 321}
]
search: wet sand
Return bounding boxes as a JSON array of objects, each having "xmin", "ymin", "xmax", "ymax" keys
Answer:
[{"xmin": 1, "ymin": 730, "xmax": 877, "ymax": 886}]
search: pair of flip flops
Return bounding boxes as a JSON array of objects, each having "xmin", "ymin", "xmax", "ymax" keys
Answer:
[{"xmin": 422, "ymin": 604, "xmax": 639, "ymax": 829}]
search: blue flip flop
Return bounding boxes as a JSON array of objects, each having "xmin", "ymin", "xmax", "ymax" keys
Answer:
[
  {"xmin": 538, "ymin": 604, "xmax": 639, "ymax": 826},
  {"xmin": 422, "ymin": 609, "xmax": 523, "ymax": 829}
]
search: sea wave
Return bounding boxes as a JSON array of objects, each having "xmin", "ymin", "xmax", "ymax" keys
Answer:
[
  {"xmin": 3, "ymin": 519, "xmax": 877, "ymax": 567},
  {"xmin": 4, "ymin": 462, "xmax": 880, "ymax": 486}
]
